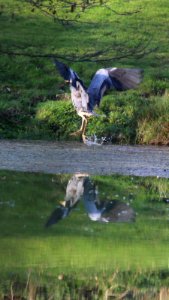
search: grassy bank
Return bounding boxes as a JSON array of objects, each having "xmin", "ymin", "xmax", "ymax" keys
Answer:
[
  {"xmin": 0, "ymin": 0, "xmax": 169, "ymax": 143},
  {"xmin": 0, "ymin": 270, "xmax": 169, "ymax": 300}
]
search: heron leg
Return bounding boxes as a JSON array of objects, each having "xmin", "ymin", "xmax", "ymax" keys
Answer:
[
  {"xmin": 70, "ymin": 111, "xmax": 92, "ymax": 141},
  {"xmin": 81, "ymin": 116, "xmax": 88, "ymax": 143},
  {"xmin": 69, "ymin": 117, "xmax": 84, "ymax": 136}
]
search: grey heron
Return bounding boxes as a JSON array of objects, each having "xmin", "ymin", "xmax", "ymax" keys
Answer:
[{"xmin": 54, "ymin": 60, "xmax": 143, "ymax": 144}]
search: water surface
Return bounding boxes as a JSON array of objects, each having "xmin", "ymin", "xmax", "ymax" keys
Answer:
[
  {"xmin": 0, "ymin": 170, "xmax": 168, "ymax": 274},
  {"xmin": 0, "ymin": 140, "xmax": 169, "ymax": 177}
]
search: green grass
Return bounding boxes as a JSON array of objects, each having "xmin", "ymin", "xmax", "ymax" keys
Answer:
[{"xmin": 0, "ymin": 0, "xmax": 169, "ymax": 142}]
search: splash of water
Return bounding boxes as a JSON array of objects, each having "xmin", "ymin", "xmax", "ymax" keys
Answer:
[{"xmin": 84, "ymin": 134, "xmax": 108, "ymax": 146}]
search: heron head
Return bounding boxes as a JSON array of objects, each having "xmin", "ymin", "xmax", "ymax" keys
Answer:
[{"xmin": 65, "ymin": 80, "xmax": 70, "ymax": 84}]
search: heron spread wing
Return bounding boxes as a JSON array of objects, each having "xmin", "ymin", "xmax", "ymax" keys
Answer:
[
  {"xmin": 54, "ymin": 61, "xmax": 143, "ymax": 113},
  {"xmin": 87, "ymin": 68, "xmax": 143, "ymax": 110}
]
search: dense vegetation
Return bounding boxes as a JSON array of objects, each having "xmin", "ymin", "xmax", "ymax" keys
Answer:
[
  {"xmin": 0, "ymin": 0, "xmax": 169, "ymax": 143},
  {"xmin": 0, "ymin": 270, "xmax": 169, "ymax": 299}
]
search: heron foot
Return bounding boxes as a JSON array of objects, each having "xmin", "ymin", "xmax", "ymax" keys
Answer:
[
  {"xmin": 82, "ymin": 134, "xmax": 87, "ymax": 144},
  {"xmin": 70, "ymin": 130, "xmax": 82, "ymax": 136}
]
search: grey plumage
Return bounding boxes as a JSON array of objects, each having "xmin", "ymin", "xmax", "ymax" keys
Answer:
[
  {"xmin": 87, "ymin": 68, "xmax": 143, "ymax": 109},
  {"xmin": 54, "ymin": 60, "xmax": 143, "ymax": 143}
]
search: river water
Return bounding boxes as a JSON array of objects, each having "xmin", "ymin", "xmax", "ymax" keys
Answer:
[
  {"xmin": 0, "ymin": 140, "xmax": 169, "ymax": 299},
  {"xmin": 0, "ymin": 140, "xmax": 169, "ymax": 177}
]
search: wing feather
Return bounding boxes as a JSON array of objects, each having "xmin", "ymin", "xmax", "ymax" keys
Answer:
[
  {"xmin": 108, "ymin": 68, "xmax": 143, "ymax": 90},
  {"xmin": 54, "ymin": 59, "xmax": 71, "ymax": 81},
  {"xmin": 87, "ymin": 67, "xmax": 143, "ymax": 110}
]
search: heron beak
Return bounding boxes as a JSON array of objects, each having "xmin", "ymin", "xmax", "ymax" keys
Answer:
[{"xmin": 65, "ymin": 80, "xmax": 70, "ymax": 84}]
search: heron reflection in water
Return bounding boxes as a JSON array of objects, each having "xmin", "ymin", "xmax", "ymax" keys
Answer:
[{"xmin": 45, "ymin": 174, "xmax": 135, "ymax": 227}]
